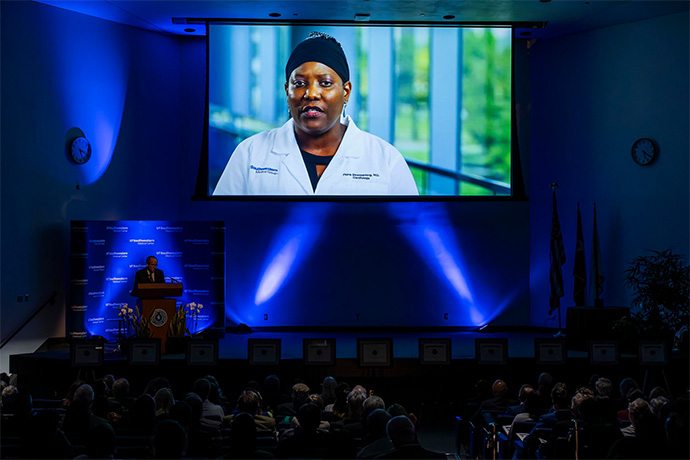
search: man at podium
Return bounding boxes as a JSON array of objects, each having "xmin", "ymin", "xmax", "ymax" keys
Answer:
[{"xmin": 133, "ymin": 256, "xmax": 165, "ymax": 290}]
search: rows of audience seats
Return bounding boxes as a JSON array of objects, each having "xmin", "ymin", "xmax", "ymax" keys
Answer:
[{"xmin": 0, "ymin": 369, "xmax": 688, "ymax": 459}]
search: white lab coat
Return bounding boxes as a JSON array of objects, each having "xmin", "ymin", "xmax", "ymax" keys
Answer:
[{"xmin": 212, "ymin": 116, "xmax": 419, "ymax": 196}]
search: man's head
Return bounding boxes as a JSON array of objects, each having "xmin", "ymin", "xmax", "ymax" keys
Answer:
[
  {"xmin": 628, "ymin": 398, "xmax": 651, "ymax": 427},
  {"xmin": 367, "ymin": 409, "xmax": 392, "ymax": 438},
  {"xmin": 193, "ymin": 378, "xmax": 211, "ymax": 402},
  {"xmin": 297, "ymin": 402, "xmax": 321, "ymax": 433},
  {"xmin": 386, "ymin": 415, "xmax": 416, "ymax": 447},
  {"xmin": 112, "ymin": 378, "xmax": 129, "ymax": 399},
  {"xmin": 146, "ymin": 256, "xmax": 158, "ymax": 273},
  {"xmin": 236, "ymin": 390, "xmax": 261, "ymax": 415},
  {"xmin": 595, "ymin": 377, "xmax": 613, "ymax": 399},
  {"xmin": 493, "ymin": 380, "xmax": 508, "ymax": 397},
  {"xmin": 551, "ymin": 383, "xmax": 569, "ymax": 410},
  {"xmin": 74, "ymin": 384, "xmax": 95, "ymax": 407},
  {"xmin": 518, "ymin": 384, "xmax": 534, "ymax": 402}
]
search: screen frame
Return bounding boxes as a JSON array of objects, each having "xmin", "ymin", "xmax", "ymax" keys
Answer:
[{"xmin": 195, "ymin": 19, "xmax": 532, "ymax": 202}]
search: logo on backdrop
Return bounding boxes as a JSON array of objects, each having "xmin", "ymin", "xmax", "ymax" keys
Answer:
[
  {"xmin": 156, "ymin": 226, "xmax": 183, "ymax": 232},
  {"xmin": 150, "ymin": 309, "xmax": 168, "ymax": 327},
  {"xmin": 184, "ymin": 264, "xmax": 209, "ymax": 270},
  {"xmin": 106, "ymin": 226, "xmax": 129, "ymax": 232},
  {"xmin": 130, "ymin": 239, "xmax": 155, "ymax": 245},
  {"xmin": 106, "ymin": 277, "xmax": 128, "ymax": 284},
  {"xmin": 185, "ymin": 239, "xmax": 209, "ymax": 245}
]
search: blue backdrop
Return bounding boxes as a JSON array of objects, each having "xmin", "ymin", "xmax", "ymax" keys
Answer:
[{"xmin": 70, "ymin": 221, "xmax": 225, "ymax": 340}]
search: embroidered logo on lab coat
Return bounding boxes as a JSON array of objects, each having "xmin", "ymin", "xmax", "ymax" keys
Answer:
[{"xmin": 250, "ymin": 165, "xmax": 278, "ymax": 175}]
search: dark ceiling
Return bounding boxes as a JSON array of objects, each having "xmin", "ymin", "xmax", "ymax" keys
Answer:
[{"xmin": 35, "ymin": 1, "xmax": 688, "ymax": 39}]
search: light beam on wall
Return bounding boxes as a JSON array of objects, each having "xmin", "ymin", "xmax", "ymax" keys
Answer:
[
  {"xmin": 47, "ymin": 14, "xmax": 128, "ymax": 184},
  {"xmin": 391, "ymin": 203, "xmax": 495, "ymax": 326},
  {"xmin": 254, "ymin": 204, "xmax": 332, "ymax": 306}
]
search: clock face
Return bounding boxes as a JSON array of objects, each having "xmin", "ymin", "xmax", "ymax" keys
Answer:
[
  {"xmin": 70, "ymin": 136, "xmax": 92, "ymax": 164},
  {"xmin": 631, "ymin": 138, "xmax": 656, "ymax": 166}
]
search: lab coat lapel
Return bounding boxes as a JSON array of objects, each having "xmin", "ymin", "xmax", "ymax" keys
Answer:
[
  {"xmin": 316, "ymin": 116, "xmax": 362, "ymax": 188},
  {"xmin": 272, "ymin": 119, "xmax": 313, "ymax": 195}
]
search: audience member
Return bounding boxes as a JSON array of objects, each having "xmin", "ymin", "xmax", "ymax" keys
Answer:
[
  {"xmin": 620, "ymin": 398, "xmax": 651, "ymax": 438},
  {"xmin": 326, "ymin": 382, "xmax": 352, "ymax": 419},
  {"xmin": 109, "ymin": 377, "xmax": 134, "ymax": 415},
  {"xmin": 193, "ymin": 377, "xmax": 225, "ymax": 437},
  {"xmin": 262, "ymin": 374, "xmax": 282, "ymax": 415},
  {"xmin": 472, "ymin": 379, "xmax": 517, "ymax": 426},
  {"xmin": 219, "ymin": 412, "xmax": 276, "ymax": 459},
  {"xmin": 506, "ymin": 384, "xmax": 535, "ymax": 416},
  {"xmin": 142, "ymin": 376, "xmax": 171, "ymax": 398},
  {"xmin": 595, "ymin": 377, "xmax": 613, "ymax": 399},
  {"xmin": 357, "ymin": 409, "xmax": 393, "ymax": 459},
  {"xmin": 376, "ymin": 415, "xmax": 445, "ymax": 459},
  {"xmin": 128, "ymin": 394, "xmax": 156, "ymax": 434},
  {"xmin": 153, "ymin": 419, "xmax": 187, "ymax": 459},
  {"xmin": 321, "ymin": 376, "xmax": 338, "ymax": 406},
  {"xmin": 276, "ymin": 382, "xmax": 311, "ymax": 417},
  {"xmin": 61, "ymin": 380, "xmax": 86, "ymax": 408},
  {"xmin": 154, "ymin": 387, "xmax": 175, "ymax": 420},
  {"xmin": 74, "ymin": 423, "xmax": 116, "ymax": 459},
  {"xmin": 226, "ymin": 390, "xmax": 276, "ymax": 432}
]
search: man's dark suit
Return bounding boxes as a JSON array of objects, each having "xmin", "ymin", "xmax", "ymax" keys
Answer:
[{"xmin": 134, "ymin": 268, "xmax": 165, "ymax": 286}]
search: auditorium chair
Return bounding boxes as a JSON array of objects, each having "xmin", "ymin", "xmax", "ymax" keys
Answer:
[{"xmin": 497, "ymin": 420, "xmax": 536, "ymax": 460}]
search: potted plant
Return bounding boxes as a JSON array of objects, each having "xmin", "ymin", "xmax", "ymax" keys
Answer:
[
  {"xmin": 613, "ymin": 249, "xmax": 689, "ymax": 351},
  {"xmin": 166, "ymin": 302, "xmax": 204, "ymax": 354},
  {"xmin": 116, "ymin": 304, "xmax": 153, "ymax": 355}
]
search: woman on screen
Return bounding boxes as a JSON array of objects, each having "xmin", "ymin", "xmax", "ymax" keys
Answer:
[{"xmin": 212, "ymin": 32, "xmax": 419, "ymax": 196}]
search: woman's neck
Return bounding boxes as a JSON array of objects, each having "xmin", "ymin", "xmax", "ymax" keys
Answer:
[{"xmin": 294, "ymin": 122, "xmax": 347, "ymax": 156}]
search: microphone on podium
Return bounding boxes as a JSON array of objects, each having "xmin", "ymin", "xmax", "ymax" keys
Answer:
[{"xmin": 166, "ymin": 276, "xmax": 182, "ymax": 283}]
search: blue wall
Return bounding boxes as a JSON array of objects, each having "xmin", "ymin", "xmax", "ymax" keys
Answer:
[
  {"xmin": 528, "ymin": 11, "xmax": 689, "ymax": 324},
  {"xmin": 1, "ymin": 2, "xmax": 688, "ymax": 370}
]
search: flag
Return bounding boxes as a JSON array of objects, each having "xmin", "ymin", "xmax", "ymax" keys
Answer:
[
  {"xmin": 589, "ymin": 202, "xmax": 605, "ymax": 304},
  {"xmin": 573, "ymin": 203, "xmax": 587, "ymax": 306},
  {"xmin": 589, "ymin": 203, "xmax": 605, "ymax": 303},
  {"xmin": 549, "ymin": 189, "xmax": 566, "ymax": 314}
]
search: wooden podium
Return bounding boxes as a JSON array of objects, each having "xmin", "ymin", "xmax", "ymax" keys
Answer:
[{"xmin": 132, "ymin": 283, "xmax": 183, "ymax": 354}]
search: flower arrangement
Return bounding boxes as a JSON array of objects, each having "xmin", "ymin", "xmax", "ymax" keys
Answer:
[
  {"xmin": 168, "ymin": 302, "xmax": 204, "ymax": 337},
  {"xmin": 117, "ymin": 304, "xmax": 152, "ymax": 339}
]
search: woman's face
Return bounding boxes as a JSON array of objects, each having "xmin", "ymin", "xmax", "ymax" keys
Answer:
[{"xmin": 285, "ymin": 61, "xmax": 351, "ymax": 138}]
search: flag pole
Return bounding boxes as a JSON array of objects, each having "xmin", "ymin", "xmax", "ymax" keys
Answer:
[{"xmin": 550, "ymin": 183, "xmax": 566, "ymax": 338}]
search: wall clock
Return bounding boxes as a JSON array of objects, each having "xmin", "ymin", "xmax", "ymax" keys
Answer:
[
  {"xmin": 631, "ymin": 138, "xmax": 657, "ymax": 166},
  {"xmin": 70, "ymin": 136, "xmax": 92, "ymax": 164}
]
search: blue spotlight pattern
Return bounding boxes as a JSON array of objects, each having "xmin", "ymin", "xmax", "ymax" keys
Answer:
[
  {"xmin": 224, "ymin": 201, "xmax": 529, "ymax": 328},
  {"xmin": 254, "ymin": 204, "xmax": 332, "ymax": 305},
  {"xmin": 48, "ymin": 17, "xmax": 128, "ymax": 185}
]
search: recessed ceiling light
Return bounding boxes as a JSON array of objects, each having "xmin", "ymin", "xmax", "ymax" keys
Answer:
[
  {"xmin": 184, "ymin": 28, "xmax": 195, "ymax": 33},
  {"xmin": 269, "ymin": 12, "xmax": 281, "ymax": 18},
  {"xmin": 443, "ymin": 14, "xmax": 455, "ymax": 20}
]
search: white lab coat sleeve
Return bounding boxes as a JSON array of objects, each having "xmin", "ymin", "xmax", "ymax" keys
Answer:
[
  {"xmin": 388, "ymin": 148, "xmax": 420, "ymax": 195},
  {"xmin": 212, "ymin": 141, "xmax": 250, "ymax": 195}
]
